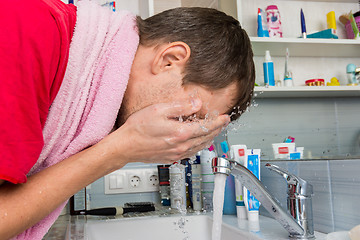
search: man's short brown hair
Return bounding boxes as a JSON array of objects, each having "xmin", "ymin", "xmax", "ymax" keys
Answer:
[{"xmin": 136, "ymin": 7, "xmax": 255, "ymax": 121}]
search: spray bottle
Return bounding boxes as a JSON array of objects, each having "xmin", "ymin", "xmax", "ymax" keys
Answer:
[{"xmin": 257, "ymin": 8, "xmax": 269, "ymax": 37}]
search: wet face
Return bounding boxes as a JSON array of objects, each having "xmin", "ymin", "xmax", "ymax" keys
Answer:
[
  {"xmin": 117, "ymin": 42, "xmax": 238, "ymax": 126},
  {"xmin": 118, "ymin": 80, "xmax": 237, "ymax": 126},
  {"xmin": 182, "ymin": 83, "xmax": 237, "ymax": 120}
]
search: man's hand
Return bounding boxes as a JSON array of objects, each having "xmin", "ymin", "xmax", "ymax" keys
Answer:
[{"xmin": 106, "ymin": 98, "xmax": 230, "ymax": 166}]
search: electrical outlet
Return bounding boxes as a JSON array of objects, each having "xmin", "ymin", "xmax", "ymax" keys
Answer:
[
  {"xmin": 129, "ymin": 175, "xmax": 141, "ymax": 187},
  {"xmin": 148, "ymin": 174, "xmax": 159, "ymax": 187},
  {"xmin": 104, "ymin": 167, "xmax": 159, "ymax": 194}
]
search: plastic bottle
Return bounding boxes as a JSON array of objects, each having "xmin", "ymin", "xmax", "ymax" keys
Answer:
[
  {"xmin": 157, "ymin": 164, "xmax": 171, "ymax": 206},
  {"xmin": 230, "ymin": 145, "xmax": 248, "ymax": 220},
  {"xmin": 169, "ymin": 163, "xmax": 187, "ymax": 211},
  {"xmin": 220, "ymin": 141, "xmax": 236, "ymax": 215},
  {"xmin": 191, "ymin": 153, "xmax": 202, "ymax": 211},
  {"xmin": 200, "ymin": 146, "xmax": 216, "ymax": 211},
  {"xmin": 266, "ymin": 5, "xmax": 283, "ymax": 38},
  {"xmin": 257, "ymin": 8, "xmax": 269, "ymax": 37},
  {"xmin": 263, "ymin": 50, "xmax": 275, "ymax": 86},
  {"xmin": 244, "ymin": 149, "xmax": 261, "ymax": 222},
  {"xmin": 181, "ymin": 159, "xmax": 192, "ymax": 208}
]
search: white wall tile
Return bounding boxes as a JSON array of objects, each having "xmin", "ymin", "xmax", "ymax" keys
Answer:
[
  {"xmin": 260, "ymin": 160, "xmax": 335, "ymax": 233},
  {"xmin": 329, "ymin": 159, "xmax": 360, "ymax": 231}
]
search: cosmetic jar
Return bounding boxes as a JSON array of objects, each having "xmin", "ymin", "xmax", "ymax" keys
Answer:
[{"xmin": 305, "ymin": 79, "xmax": 325, "ymax": 86}]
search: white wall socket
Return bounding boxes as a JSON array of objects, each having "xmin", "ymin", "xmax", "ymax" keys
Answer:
[{"xmin": 104, "ymin": 167, "xmax": 159, "ymax": 194}]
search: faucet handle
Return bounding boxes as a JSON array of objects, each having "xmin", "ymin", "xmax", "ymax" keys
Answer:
[{"xmin": 265, "ymin": 163, "xmax": 313, "ymax": 197}]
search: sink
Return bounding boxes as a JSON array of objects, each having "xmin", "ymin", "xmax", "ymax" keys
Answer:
[{"xmin": 84, "ymin": 214, "xmax": 261, "ymax": 240}]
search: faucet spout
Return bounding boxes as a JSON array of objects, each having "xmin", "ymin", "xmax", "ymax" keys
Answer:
[{"xmin": 212, "ymin": 157, "xmax": 314, "ymax": 239}]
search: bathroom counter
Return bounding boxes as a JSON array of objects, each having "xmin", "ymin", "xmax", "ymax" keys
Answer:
[
  {"xmin": 222, "ymin": 214, "xmax": 326, "ymax": 240},
  {"xmin": 45, "ymin": 208, "xmax": 327, "ymax": 240}
]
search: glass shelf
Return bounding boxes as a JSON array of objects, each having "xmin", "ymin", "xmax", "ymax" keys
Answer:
[
  {"xmin": 254, "ymin": 86, "xmax": 360, "ymax": 98},
  {"xmin": 250, "ymin": 37, "xmax": 360, "ymax": 57}
]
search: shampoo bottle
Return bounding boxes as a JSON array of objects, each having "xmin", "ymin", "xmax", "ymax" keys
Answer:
[{"xmin": 263, "ymin": 50, "xmax": 275, "ymax": 86}]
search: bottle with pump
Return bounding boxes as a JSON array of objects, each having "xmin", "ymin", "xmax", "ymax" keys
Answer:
[{"xmin": 263, "ymin": 50, "xmax": 275, "ymax": 86}]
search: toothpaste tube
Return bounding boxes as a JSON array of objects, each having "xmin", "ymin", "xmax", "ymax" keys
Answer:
[
  {"xmin": 244, "ymin": 149, "xmax": 261, "ymax": 222},
  {"xmin": 272, "ymin": 143, "xmax": 296, "ymax": 159}
]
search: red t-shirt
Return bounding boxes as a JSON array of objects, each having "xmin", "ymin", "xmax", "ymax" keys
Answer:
[{"xmin": 0, "ymin": 0, "xmax": 76, "ymax": 184}]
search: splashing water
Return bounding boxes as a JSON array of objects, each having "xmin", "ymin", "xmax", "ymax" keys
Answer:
[
  {"xmin": 212, "ymin": 173, "xmax": 227, "ymax": 240},
  {"xmin": 173, "ymin": 200, "xmax": 189, "ymax": 240},
  {"xmin": 188, "ymin": 155, "xmax": 197, "ymax": 164},
  {"xmin": 224, "ymin": 97, "xmax": 262, "ymax": 137}
]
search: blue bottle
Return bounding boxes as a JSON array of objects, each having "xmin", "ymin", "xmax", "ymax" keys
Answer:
[
  {"xmin": 223, "ymin": 174, "xmax": 237, "ymax": 215},
  {"xmin": 220, "ymin": 141, "xmax": 237, "ymax": 215},
  {"xmin": 263, "ymin": 50, "xmax": 275, "ymax": 86}
]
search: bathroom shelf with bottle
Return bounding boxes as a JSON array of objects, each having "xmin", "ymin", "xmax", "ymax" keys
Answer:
[
  {"xmin": 254, "ymin": 85, "xmax": 360, "ymax": 98},
  {"xmin": 250, "ymin": 37, "xmax": 360, "ymax": 57}
]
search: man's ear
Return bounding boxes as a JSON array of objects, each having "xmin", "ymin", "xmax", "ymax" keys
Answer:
[{"xmin": 151, "ymin": 42, "xmax": 191, "ymax": 75}]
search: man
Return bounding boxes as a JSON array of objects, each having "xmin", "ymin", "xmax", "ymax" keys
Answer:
[{"xmin": 0, "ymin": 0, "xmax": 254, "ymax": 239}]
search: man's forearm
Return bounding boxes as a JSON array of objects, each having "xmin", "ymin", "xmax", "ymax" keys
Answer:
[
  {"xmin": 0, "ymin": 99, "xmax": 229, "ymax": 239},
  {"xmin": 0, "ymin": 138, "xmax": 123, "ymax": 240}
]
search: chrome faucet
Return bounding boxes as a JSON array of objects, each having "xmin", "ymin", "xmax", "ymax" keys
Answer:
[{"xmin": 212, "ymin": 157, "xmax": 314, "ymax": 239}]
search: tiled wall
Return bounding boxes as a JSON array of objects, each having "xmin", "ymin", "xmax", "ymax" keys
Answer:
[
  {"xmin": 87, "ymin": 163, "xmax": 161, "ymax": 209},
  {"xmin": 88, "ymin": 174, "xmax": 161, "ymax": 209},
  {"xmin": 85, "ymin": 158, "xmax": 360, "ymax": 233},
  {"xmin": 227, "ymin": 96, "xmax": 360, "ymax": 233},
  {"xmin": 227, "ymin": 97, "xmax": 360, "ymax": 160},
  {"xmin": 259, "ymin": 159, "xmax": 360, "ymax": 233},
  {"xmin": 86, "ymin": 158, "xmax": 360, "ymax": 233}
]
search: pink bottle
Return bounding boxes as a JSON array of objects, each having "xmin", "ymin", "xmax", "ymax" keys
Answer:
[{"xmin": 266, "ymin": 5, "xmax": 283, "ymax": 38}]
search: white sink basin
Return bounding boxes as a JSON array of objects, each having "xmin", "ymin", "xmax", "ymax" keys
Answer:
[
  {"xmin": 84, "ymin": 214, "xmax": 261, "ymax": 240},
  {"xmin": 81, "ymin": 214, "xmax": 327, "ymax": 240}
]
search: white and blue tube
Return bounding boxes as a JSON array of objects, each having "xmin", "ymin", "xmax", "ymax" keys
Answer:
[
  {"xmin": 244, "ymin": 149, "xmax": 261, "ymax": 222},
  {"xmin": 230, "ymin": 145, "xmax": 248, "ymax": 219}
]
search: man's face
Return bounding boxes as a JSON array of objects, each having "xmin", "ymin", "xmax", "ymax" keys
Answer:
[
  {"xmin": 117, "ymin": 43, "xmax": 238, "ymax": 125},
  {"xmin": 119, "ymin": 80, "xmax": 237, "ymax": 125}
]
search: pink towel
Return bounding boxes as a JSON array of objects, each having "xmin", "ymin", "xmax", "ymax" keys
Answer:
[{"xmin": 13, "ymin": 1, "xmax": 139, "ymax": 239}]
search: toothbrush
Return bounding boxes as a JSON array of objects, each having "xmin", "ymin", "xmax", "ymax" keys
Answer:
[
  {"xmin": 79, "ymin": 202, "xmax": 155, "ymax": 216},
  {"xmin": 301, "ymin": 9, "xmax": 307, "ymax": 38},
  {"xmin": 220, "ymin": 141, "xmax": 230, "ymax": 158},
  {"xmin": 284, "ymin": 48, "xmax": 290, "ymax": 80}
]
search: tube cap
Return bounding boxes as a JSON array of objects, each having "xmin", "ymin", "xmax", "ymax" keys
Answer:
[
  {"xmin": 236, "ymin": 206, "xmax": 247, "ymax": 219},
  {"xmin": 264, "ymin": 50, "xmax": 272, "ymax": 62},
  {"xmin": 248, "ymin": 211, "xmax": 259, "ymax": 222},
  {"xmin": 266, "ymin": 5, "xmax": 278, "ymax": 10}
]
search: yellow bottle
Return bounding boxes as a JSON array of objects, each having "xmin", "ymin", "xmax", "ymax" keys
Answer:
[{"xmin": 327, "ymin": 11, "xmax": 337, "ymax": 34}]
